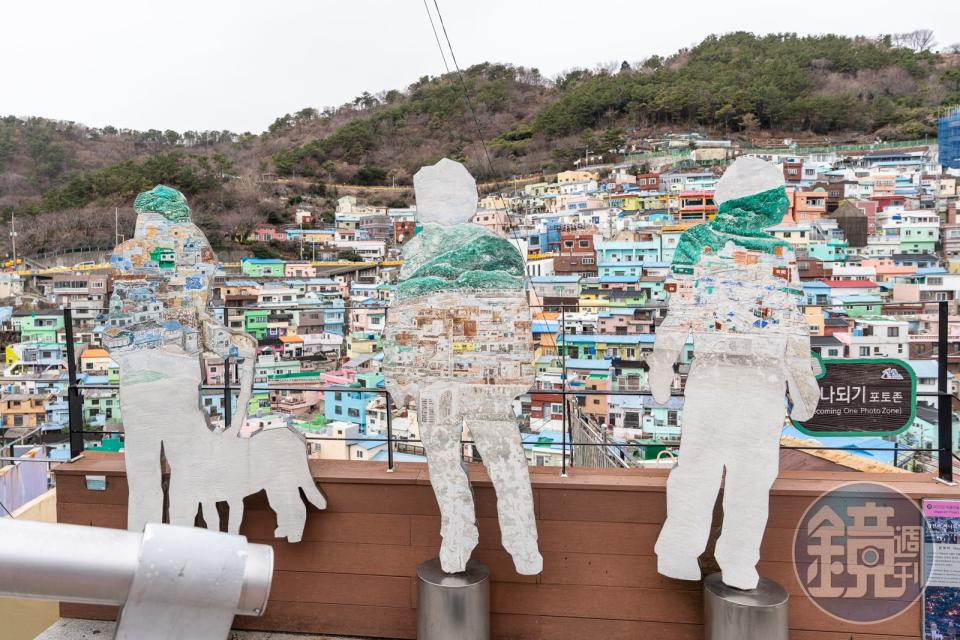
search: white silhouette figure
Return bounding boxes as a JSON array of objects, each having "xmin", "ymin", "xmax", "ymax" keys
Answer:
[
  {"xmin": 109, "ymin": 185, "xmax": 325, "ymax": 540},
  {"xmin": 649, "ymin": 157, "xmax": 819, "ymax": 590},
  {"xmin": 382, "ymin": 159, "xmax": 542, "ymax": 575}
]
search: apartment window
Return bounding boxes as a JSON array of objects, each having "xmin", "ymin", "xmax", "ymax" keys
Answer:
[
  {"xmin": 578, "ymin": 240, "xmax": 589, "ymax": 248},
  {"xmin": 355, "ymin": 450, "xmax": 364, "ymax": 459},
  {"xmin": 859, "ymin": 347, "xmax": 870, "ymax": 357},
  {"xmin": 334, "ymin": 392, "xmax": 342, "ymax": 401},
  {"xmin": 887, "ymin": 327, "xmax": 900, "ymax": 337},
  {"xmin": 348, "ymin": 408, "xmax": 360, "ymax": 418}
]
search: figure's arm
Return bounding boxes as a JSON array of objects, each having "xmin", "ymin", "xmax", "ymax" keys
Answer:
[
  {"xmin": 649, "ymin": 276, "xmax": 692, "ymax": 404},
  {"xmin": 783, "ymin": 258, "xmax": 820, "ymax": 421},
  {"xmin": 199, "ymin": 311, "xmax": 257, "ymax": 435}
]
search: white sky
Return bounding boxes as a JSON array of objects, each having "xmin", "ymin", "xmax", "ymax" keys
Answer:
[{"xmin": 3, "ymin": 0, "xmax": 959, "ymax": 134}]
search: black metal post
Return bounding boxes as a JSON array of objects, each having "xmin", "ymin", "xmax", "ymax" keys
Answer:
[
  {"xmin": 385, "ymin": 392, "xmax": 395, "ymax": 473},
  {"xmin": 223, "ymin": 355, "xmax": 232, "ymax": 429},
  {"xmin": 937, "ymin": 300, "xmax": 953, "ymax": 483},
  {"xmin": 560, "ymin": 305, "xmax": 568, "ymax": 477},
  {"xmin": 63, "ymin": 307, "xmax": 84, "ymax": 459}
]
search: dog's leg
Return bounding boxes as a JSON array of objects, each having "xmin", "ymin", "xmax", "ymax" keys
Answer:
[
  {"xmin": 265, "ymin": 484, "xmax": 307, "ymax": 543},
  {"xmin": 201, "ymin": 500, "xmax": 220, "ymax": 531},
  {"xmin": 227, "ymin": 498, "xmax": 244, "ymax": 535}
]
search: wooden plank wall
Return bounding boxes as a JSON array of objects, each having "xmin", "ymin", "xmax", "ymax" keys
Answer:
[{"xmin": 54, "ymin": 454, "xmax": 947, "ymax": 640}]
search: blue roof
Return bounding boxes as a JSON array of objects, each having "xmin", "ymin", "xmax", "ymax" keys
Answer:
[
  {"xmin": 532, "ymin": 321, "xmax": 559, "ymax": 333},
  {"xmin": 917, "ymin": 267, "xmax": 947, "ymax": 276},
  {"xmin": 599, "ymin": 276, "xmax": 639, "ymax": 283},
  {"xmin": 242, "ymin": 258, "xmax": 284, "ymax": 264},
  {"xmin": 347, "ymin": 436, "xmax": 387, "ymax": 451},
  {"xmin": 564, "ymin": 358, "xmax": 613, "ymax": 370},
  {"xmin": 839, "ymin": 295, "xmax": 882, "ymax": 303},
  {"xmin": 560, "ymin": 334, "xmax": 656, "ymax": 344},
  {"xmin": 610, "ymin": 394, "xmax": 685, "ymax": 410},
  {"xmin": 530, "ymin": 275, "xmax": 580, "ymax": 283},
  {"xmin": 522, "ymin": 431, "xmax": 566, "ymax": 451},
  {"xmin": 907, "ymin": 359, "xmax": 953, "ymax": 379},
  {"xmin": 781, "ymin": 427, "xmax": 896, "ymax": 465},
  {"xmin": 598, "ymin": 261, "xmax": 647, "ymax": 267},
  {"xmin": 370, "ymin": 450, "xmax": 426, "ymax": 462},
  {"xmin": 803, "ymin": 281, "xmax": 832, "ymax": 290}
]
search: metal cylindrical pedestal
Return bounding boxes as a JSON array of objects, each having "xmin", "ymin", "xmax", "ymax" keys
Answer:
[
  {"xmin": 417, "ymin": 558, "xmax": 490, "ymax": 640},
  {"xmin": 704, "ymin": 573, "xmax": 789, "ymax": 640}
]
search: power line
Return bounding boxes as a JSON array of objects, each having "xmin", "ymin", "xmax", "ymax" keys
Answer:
[
  {"xmin": 422, "ymin": 1, "xmax": 551, "ymax": 310},
  {"xmin": 430, "ymin": 0, "xmax": 501, "ymax": 186},
  {"xmin": 421, "ymin": 0, "xmax": 450, "ymax": 74}
]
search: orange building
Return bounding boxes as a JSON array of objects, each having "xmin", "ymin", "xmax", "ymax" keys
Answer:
[{"xmin": 787, "ymin": 190, "xmax": 827, "ymax": 223}]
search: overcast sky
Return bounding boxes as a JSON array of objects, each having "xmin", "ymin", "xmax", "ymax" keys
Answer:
[{"xmin": 4, "ymin": 0, "xmax": 959, "ymax": 134}]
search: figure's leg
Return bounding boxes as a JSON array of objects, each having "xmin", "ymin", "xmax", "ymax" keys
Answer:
[
  {"xmin": 419, "ymin": 387, "xmax": 478, "ymax": 573},
  {"xmin": 467, "ymin": 415, "xmax": 542, "ymax": 575},
  {"xmin": 655, "ymin": 385, "xmax": 724, "ymax": 581},
  {"xmin": 714, "ymin": 381, "xmax": 785, "ymax": 590},
  {"xmin": 123, "ymin": 428, "xmax": 164, "ymax": 532}
]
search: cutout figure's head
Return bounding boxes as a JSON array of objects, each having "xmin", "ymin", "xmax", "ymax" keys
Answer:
[
  {"xmin": 133, "ymin": 185, "xmax": 192, "ymax": 223},
  {"xmin": 712, "ymin": 157, "xmax": 789, "ymax": 231},
  {"xmin": 413, "ymin": 158, "xmax": 478, "ymax": 226},
  {"xmin": 714, "ymin": 157, "xmax": 784, "ymax": 205}
]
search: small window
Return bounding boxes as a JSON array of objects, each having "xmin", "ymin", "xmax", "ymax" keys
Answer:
[{"xmin": 859, "ymin": 347, "xmax": 870, "ymax": 357}]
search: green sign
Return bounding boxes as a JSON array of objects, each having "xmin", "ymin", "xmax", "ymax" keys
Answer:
[{"xmin": 792, "ymin": 356, "xmax": 917, "ymax": 437}]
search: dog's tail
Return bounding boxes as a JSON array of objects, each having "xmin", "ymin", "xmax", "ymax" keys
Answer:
[{"xmin": 300, "ymin": 473, "xmax": 327, "ymax": 511}]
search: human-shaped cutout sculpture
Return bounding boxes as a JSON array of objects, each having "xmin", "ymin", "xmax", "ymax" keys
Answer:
[
  {"xmin": 382, "ymin": 159, "xmax": 543, "ymax": 575},
  {"xmin": 648, "ymin": 157, "xmax": 819, "ymax": 590},
  {"xmin": 109, "ymin": 185, "xmax": 325, "ymax": 541}
]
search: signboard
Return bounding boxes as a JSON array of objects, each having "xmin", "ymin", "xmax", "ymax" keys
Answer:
[
  {"xmin": 922, "ymin": 499, "xmax": 960, "ymax": 640},
  {"xmin": 792, "ymin": 356, "xmax": 916, "ymax": 436}
]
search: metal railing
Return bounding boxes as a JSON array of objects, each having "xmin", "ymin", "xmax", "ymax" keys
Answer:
[{"xmin": 2, "ymin": 298, "xmax": 955, "ymax": 484}]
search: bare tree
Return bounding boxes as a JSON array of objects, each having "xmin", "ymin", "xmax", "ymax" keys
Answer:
[{"xmin": 893, "ymin": 29, "xmax": 937, "ymax": 52}]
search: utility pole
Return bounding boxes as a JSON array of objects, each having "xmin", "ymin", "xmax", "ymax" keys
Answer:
[
  {"xmin": 9, "ymin": 211, "xmax": 17, "ymax": 270},
  {"xmin": 299, "ymin": 223, "xmax": 304, "ymax": 260}
]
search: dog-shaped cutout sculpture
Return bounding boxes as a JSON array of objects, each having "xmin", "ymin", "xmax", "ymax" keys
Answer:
[{"xmin": 109, "ymin": 185, "xmax": 325, "ymax": 542}]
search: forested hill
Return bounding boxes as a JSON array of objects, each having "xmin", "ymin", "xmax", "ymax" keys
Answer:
[{"xmin": 2, "ymin": 31, "xmax": 959, "ymax": 254}]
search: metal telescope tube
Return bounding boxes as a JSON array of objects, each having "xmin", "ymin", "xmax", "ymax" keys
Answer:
[{"xmin": 0, "ymin": 519, "xmax": 273, "ymax": 616}]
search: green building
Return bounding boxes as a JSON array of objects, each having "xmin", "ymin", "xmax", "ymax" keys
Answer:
[
  {"xmin": 149, "ymin": 246, "xmax": 176, "ymax": 269},
  {"xmin": 244, "ymin": 309, "xmax": 269, "ymax": 340},
  {"xmin": 14, "ymin": 313, "xmax": 64, "ymax": 343},
  {"xmin": 241, "ymin": 258, "xmax": 285, "ymax": 278}
]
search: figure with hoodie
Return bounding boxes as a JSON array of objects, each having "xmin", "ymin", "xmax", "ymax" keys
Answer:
[{"xmin": 648, "ymin": 157, "xmax": 820, "ymax": 590}]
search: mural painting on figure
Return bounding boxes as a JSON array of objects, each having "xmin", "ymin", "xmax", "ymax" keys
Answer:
[
  {"xmin": 382, "ymin": 158, "xmax": 543, "ymax": 575},
  {"xmin": 648, "ymin": 157, "xmax": 820, "ymax": 590},
  {"xmin": 108, "ymin": 185, "xmax": 325, "ymax": 541}
]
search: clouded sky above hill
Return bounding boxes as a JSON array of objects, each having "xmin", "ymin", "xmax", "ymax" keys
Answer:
[{"xmin": 4, "ymin": 0, "xmax": 959, "ymax": 133}]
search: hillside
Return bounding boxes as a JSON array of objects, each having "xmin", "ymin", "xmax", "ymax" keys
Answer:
[{"xmin": 2, "ymin": 31, "xmax": 959, "ymax": 256}]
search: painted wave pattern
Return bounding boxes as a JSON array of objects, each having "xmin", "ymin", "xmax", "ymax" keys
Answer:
[{"xmin": 396, "ymin": 224, "xmax": 525, "ymax": 299}]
